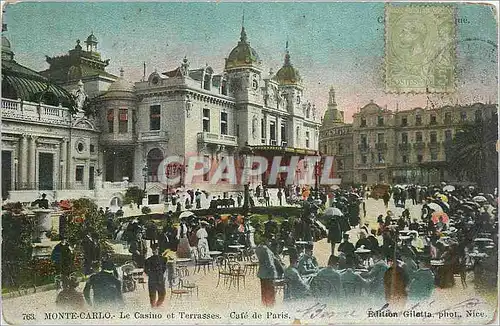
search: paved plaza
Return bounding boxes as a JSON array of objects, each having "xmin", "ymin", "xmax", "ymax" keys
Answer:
[{"xmin": 2, "ymin": 198, "xmax": 497, "ymax": 325}]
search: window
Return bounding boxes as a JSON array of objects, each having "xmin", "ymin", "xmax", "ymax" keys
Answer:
[
  {"xmin": 296, "ymin": 96, "xmax": 301, "ymax": 104},
  {"xmin": 75, "ymin": 165, "xmax": 84, "ymax": 182},
  {"xmin": 417, "ymin": 154, "xmax": 423, "ymax": 163},
  {"xmin": 430, "ymin": 115, "xmax": 437, "ymax": 125},
  {"xmin": 378, "ymin": 153, "xmax": 384, "ymax": 163},
  {"xmin": 149, "ymin": 105, "xmax": 161, "ymax": 131},
  {"xmin": 337, "ymin": 159, "xmax": 344, "ymax": 170},
  {"xmin": 323, "ymin": 145, "xmax": 327, "ymax": 154},
  {"xmin": 90, "ymin": 144, "xmax": 95, "ymax": 153},
  {"xmin": 378, "ymin": 173, "xmax": 384, "ymax": 182},
  {"xmin": 401, "ymin": 116, "xmax": 408, "ymax": 126},
  {"xmin": 416, "ymin": 132, "xmax": 423, "ymax": 142},
  {"xmin": 281, "ymin": 123, "xmax": 287, "ymax": 143},
  {"xmin": 401, "ymin": 132, "xmax": 408, "ymax": 144},
  {"xmin": 221, "ymin": 80, "xmax": 228, "ymax": 95},
  {"xmin": 361, "ymin": 134, "xmax": 367, "ymax": 146},
  {"xmin": 444, "ymin": 130, "xmax": 452, "ymax": 142},
  {"xmin": 119, "ymin": 109, "xmax": 128, "ymax": 133},
  {"xmin": 460, "ymin": 111, "xmax": 467, "ymax": 122},
  {"xmin": 338, "ymin": 143, "xmax": 343, "ymax": 153},
  {"xmin": 402, "ymin": 155, "xmax": 408, "ymax": 163},
  {"xmin": 377, "ymin": 116, "xmax": 384, "ymax": 126},
  {"xmin": 220, "ymin": 112, "xmax": 228, "ymax": 135},
  {"xmin": 475, "ymin": 110, "xmax": 482, "ymax": 122},
  {"xmin": 261, "ymin": 119, "xmax": 266, "ymax": 143},
  {"xmin": 377, "ymin": 133, "xmax": 385, "ymax": 143},
  {"xmin": 252, "ymin": 79, "xmax": 258, "ymax": 90},
  {"xmin": 430, "ymin": 131, "xmax": 437, "ymax": 143},
  {"xmin": 202, "ymin": 108, "xmax": 210, "ymax": 132},
  {"xmin": 236, "ymin": 124, "xmax": 240, "ymax": 137},
  {"xmin": 415, "ymin": 114, "xmax": 422, "ymax": 126},
  {"xmin": 306, "ymin": 107, "xmax": 311, "ymax": 119},
  {"xmin": 305, "ymin": 131, "xmax": 310, "ymax": 148},
  {"xmin": 361, "ymin": 155, "xmax": 367, "ymax": 164},
  {"xmin": 270, "ymin": 121, "xmax": 276, "ymax": 142},
  {"xmin": 361, "ymin": 174, "xmax": 367, "ymax": 183},
  {"xmin": 444, "ymin": 112, "xmax": 452, "ymax": 124},
  {"xmin": 360, "ymin": 117, "xmax": 366, "ymax": 127},
  {"xmin": 431, "ymin": 152, "xmax": 438, "ymax": 161},
  {"xmin": 203, "ymin": 155, "xmax": 210, "ymax": 182},
  {"xmin": 107, "ymin": 109, "xmax": 114, "ymax": 133}
]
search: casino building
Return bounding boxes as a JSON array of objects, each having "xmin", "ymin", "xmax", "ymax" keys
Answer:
[{"xmin": 1, "ymin": 23, "xmax": 321, "ymax": 206}]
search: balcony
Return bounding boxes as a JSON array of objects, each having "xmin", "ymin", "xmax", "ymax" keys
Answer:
[
  {"xmin": 138, "ymin": 130, "xmax": 169, "ymax": 141},
  {"xmin": 1, "ymin": 98, "xmax": 71, "ymax": 126},
  {"xmin": 398, "ymin": 143, "xmax": 411, "ymax": 151},
  {"xmin": 413, "ymin": 141, "xmax": 426, "ymax": 150},
  {"xmin": 197, "ymin": 132, "xmax": 238, "ymax": 147},
  {"xmin": 358, "ymin": 144, "xmax": 370, "ymax": 152},
  {"xmin": 375, "ymin": 142, "xmax": 388, "ymax": 151}
]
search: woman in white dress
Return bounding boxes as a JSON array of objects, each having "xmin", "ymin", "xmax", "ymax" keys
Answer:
[{"xmin": 196, "ymin": 222, "xmax": 211, "ymax": 259}]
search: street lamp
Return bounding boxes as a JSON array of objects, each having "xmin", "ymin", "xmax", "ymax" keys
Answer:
[
  {"xmin": 239, "ymin": 142, "xmax": 254, "ymax": 215},
  {"xmin": 60, "ymin": 160, "xmax": 64, "ymax": 190},
  {"xmin": 142, "ymin": 163, "xmax": 148, "ymax": 205},
  {"xmin": 314, "ymin": 151, "xmax": 321, "ymax": 199}
]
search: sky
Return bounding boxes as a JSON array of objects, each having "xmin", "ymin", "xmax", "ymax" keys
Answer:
[{"xmin": 3, "ymin": 1, "xmax": 498, "ymax": 122}]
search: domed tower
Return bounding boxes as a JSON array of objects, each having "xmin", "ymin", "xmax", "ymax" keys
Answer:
[
  {"xmin": 224, "ymin": 19, "xmax": 263, "ymax": 104},
  {"xmin": 96, "ymin": 68, "xmax": 137, "ymax": 183},
  {"xmin": 272, "ymin": 42, "xmax": 303, "ymax": 116},
  {"xmin": 321, "ymin": 87, "xmax": 344, "ymax": 130}
]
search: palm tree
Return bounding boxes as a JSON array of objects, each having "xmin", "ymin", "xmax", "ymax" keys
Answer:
[{"xmin": 445, "ymin": 117, "xmax": 498, "ymax": 192}]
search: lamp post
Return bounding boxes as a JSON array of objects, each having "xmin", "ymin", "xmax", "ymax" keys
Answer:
[
  {"xmin": 142, "ymin": 163, "xmax": 148, "ymax": 206},
  {"xmin": 59, "ymin": 160, "xmax": 64, "ymax": 190},
  {"xmin": 314, "ymin": 151, "xmax": 321, "ymax": 199},
  {"xmin": 239, "ymin": 142, "xmax": 254, "ymax": 216}
]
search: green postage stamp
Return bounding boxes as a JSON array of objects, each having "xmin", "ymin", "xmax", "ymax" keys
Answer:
[{"xmin": 385, "ymin": 5, "xmax": 456, "ymax": 93}]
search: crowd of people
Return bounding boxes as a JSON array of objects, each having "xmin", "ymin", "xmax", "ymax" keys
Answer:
[{"xmin": 48, "ymin": 180, "xmax": 497, "ymax": 312}]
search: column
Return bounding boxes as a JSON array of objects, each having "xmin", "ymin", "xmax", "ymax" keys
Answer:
[
  {"xmin": 263, "ymin": 113, "xmax": 268, "ymax": 144},
  {"xmin": 19, "ymin": 134, "xmax": 28, "ymax": 189},
  {"xmin": 28, "ymin": 135, "xmax": 37, "ymax": 189},
  {"xmin": 66, "ymin": 139, "xmax": 72, "ymax": 189},
  {"xmin": 60, "ymin": 138, "xmax": 68, "ymax": 189},
  {"xmin": 276, "ymin": 115, "xmax": 282, "ymax": 146}
]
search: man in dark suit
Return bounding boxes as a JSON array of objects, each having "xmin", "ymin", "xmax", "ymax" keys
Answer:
[
  {"xmin": 255, "ymin": 244, "xmax": 283, "ymax": 307},
  {"xmin": 264, "ymin": 215, "xmax": 279, "ymax": 241},
  {"xmin": 83, "ymin": 261, "xmax": 123, "ymax": 308},
  {"xmin": 144, "ymin": 244, "xmax": 168, "ymax": 308},
  {"xmin": 129, "ymin": 232, "xmax": 148, "ymax": 268}
]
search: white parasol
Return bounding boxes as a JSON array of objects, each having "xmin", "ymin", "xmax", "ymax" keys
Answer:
[{"xmin": 324, "ymin": 207, "xmax": 344, "ymax": 217}]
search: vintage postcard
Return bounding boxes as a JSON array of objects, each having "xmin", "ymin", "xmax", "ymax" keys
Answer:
[{"xmin": 1, "ymin": 1, "xmax": 498, "ymax": 325}]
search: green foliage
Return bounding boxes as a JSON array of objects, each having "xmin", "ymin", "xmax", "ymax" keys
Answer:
[
  {"xmin": 1, "ymin": 208, "xmax": 35, "ymax": 287},
  {"xmin": 124, "ymin": 186, "xmax": 146, "ymax": 206},
  {"xmin": 446, "ymin": 119, "xmax": 498, "ymax": 192},
  {"xmin": 141, "ymin": 206, "xmax": 152, "ymax": 215},
  {"xmin": 64, "ymin": 198, "xmax": 113, "ymax": 256}
]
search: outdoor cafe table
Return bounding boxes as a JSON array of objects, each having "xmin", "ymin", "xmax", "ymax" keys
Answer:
[
  {"xmin": 430, "ymin": 260, "xmax": 453, "ymax": 288},
  {"xmin": 176, "ymin": 258, "xmax": 192, "ymax": 263},
  {"xmin": 228, "ymin": 245, "xmax": 245, "ymax": 250},
  {"xmin": 209, "ymin": 251, "xmax": 222, "ymax": 257}
]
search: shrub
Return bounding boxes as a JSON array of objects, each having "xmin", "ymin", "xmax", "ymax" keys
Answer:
[{"xmin": 141, "ymin": 206, "xmax": 152, "ymax": 215}]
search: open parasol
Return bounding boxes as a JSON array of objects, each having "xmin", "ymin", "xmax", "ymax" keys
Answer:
[
  {"xmin": 427, "ymin": 202, "xmax": 443, "ymax": 212},
  {"xmin": 443, "ymin": 185, "xmax": 455, "ymax": 192},
  {"xmin": 324, "ymin": 207, "xmax": 344, "ymax": 217},
  {"xmin": 432, "ymin": 211, "xmax": 449, "ymax": 224},
  {"xmin": 179, "ymin": 211, "xmax": 195, "ymax": 219},
  {"xmin": 472, "ymin": 195, "xmax": 487, "ymax": 203}
]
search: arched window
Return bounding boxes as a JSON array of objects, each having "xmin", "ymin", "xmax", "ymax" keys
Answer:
[
  {"xmin": 361, "ymin": 174, "xmax": 367, "ymax": 183},
  {"xmin": 147, "ymin": 148, "xmax": 164, "ymax": 182}
]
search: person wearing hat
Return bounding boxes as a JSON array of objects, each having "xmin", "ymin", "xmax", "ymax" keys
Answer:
[
  {"xmin": 255, "ymin": 243, "xmax": 282, "ymax": 307},
  {"xmin": 83, "ymin": 260, "xmax": 123, "ymax": 308},
  {"xmin": 51, "ymin": 238, "xmax": 74, "ymax": 276},
  {"xmin": 264, "ymin": 214, "xmax": 279, "ymax": 241},
  {"xmin": 407, "ymin": 259, "xmax": 435, "ymax": 302},
  {"xmin": 298, "ymin": 244, "xmax": 319, "ymax": 276},
  {"xmin": 144, "ymin": 243, "xmax": 168, "ymax": 308},
  {"xmin": 196, "ymin": 221, "xmax": 211, "ymax": 259},
  {"xmin": 129, "ymin": 232, "xmax": 148, "ymax": 268},
  {"xmin": 56, "ymin": 276, "xmax": 85, "ymax": 310},
  {"xmin": 338, "ymin": 233, "xmax": 355, "ymax": 265},
  {"xmin": 284, "ymin": 254, "xmax": 310, "ymax": 301}
]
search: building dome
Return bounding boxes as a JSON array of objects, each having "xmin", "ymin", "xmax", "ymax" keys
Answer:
[
  {"xmin": 102, "ymin": 69, "xmax": 135, "ymax": 99},
  {"xmin": 2, "ymin": 35, "xmax": 11, "ymax": 49},
  {"xmin": 225, "ymin": 27, "xmax": 261, "ymax": 70},
  {"xmin": 2, "ymin": 36, "xmax": 14, "ymax": 61},
  {"xmin": 273, "ymin": 50, "xmax": 301, "ymax": 86}
]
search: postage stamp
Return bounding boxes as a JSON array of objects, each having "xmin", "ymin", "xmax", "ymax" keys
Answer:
[
  {"xmin": 385, "ymin": 4, "xmax": 457, "ymax": 93},
  {"xmin": 1, "ymin": 1, "xmax": 498, "ymax": 326}
]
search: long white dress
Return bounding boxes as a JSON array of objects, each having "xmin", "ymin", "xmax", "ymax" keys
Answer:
[
  {"xmin": 196, "ymin": 227, "xmax": 211, "ymax": 259},
  {"xmin": 176, "ymin": 223, "xmax": 191, "ymax": 258}
]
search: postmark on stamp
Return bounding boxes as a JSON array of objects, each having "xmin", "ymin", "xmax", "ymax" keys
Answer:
[{"xmin": 385, "ymin": 4, "xmax": 456, "ymax": 93}]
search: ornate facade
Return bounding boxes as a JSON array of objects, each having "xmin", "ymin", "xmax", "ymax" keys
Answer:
[
  {"xmin": 320, "ymin": 95, "xmax": 498, "ymax": 186},
  {"xmin": 2, "ymin": 26, "xmax": 321, "ymax": 207}
]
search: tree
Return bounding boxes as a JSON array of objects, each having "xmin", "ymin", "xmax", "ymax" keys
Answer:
[
  {"xmin": 63, "ymin": 198, "xmax": 113, "ymax": 257},
  {"xmin": 445, "ymin": 118, "xmax": 498, "ymax": 192},
  {"xmin": 124, "ymin": 186, "xmax": 146, "ymax": 207}
]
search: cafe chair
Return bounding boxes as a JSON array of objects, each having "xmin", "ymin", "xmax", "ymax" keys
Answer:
[
  {"xmin": 228, "ymin": 261, "xmax": 246, "ymax": 290},
  {"xmin": 193, "ymin": 248, "xmax": 212, "ymax": 274},
  {"xmin": 215, "ymin": 256, "xmax": 232, "ymax": 288},
  {"xmin": 310, "ymin": 278, "xmax": 338, "ymax": 299},
  {"xmin": 170, "ymin": 279, "xmax": 190, "ymax": 300}
]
